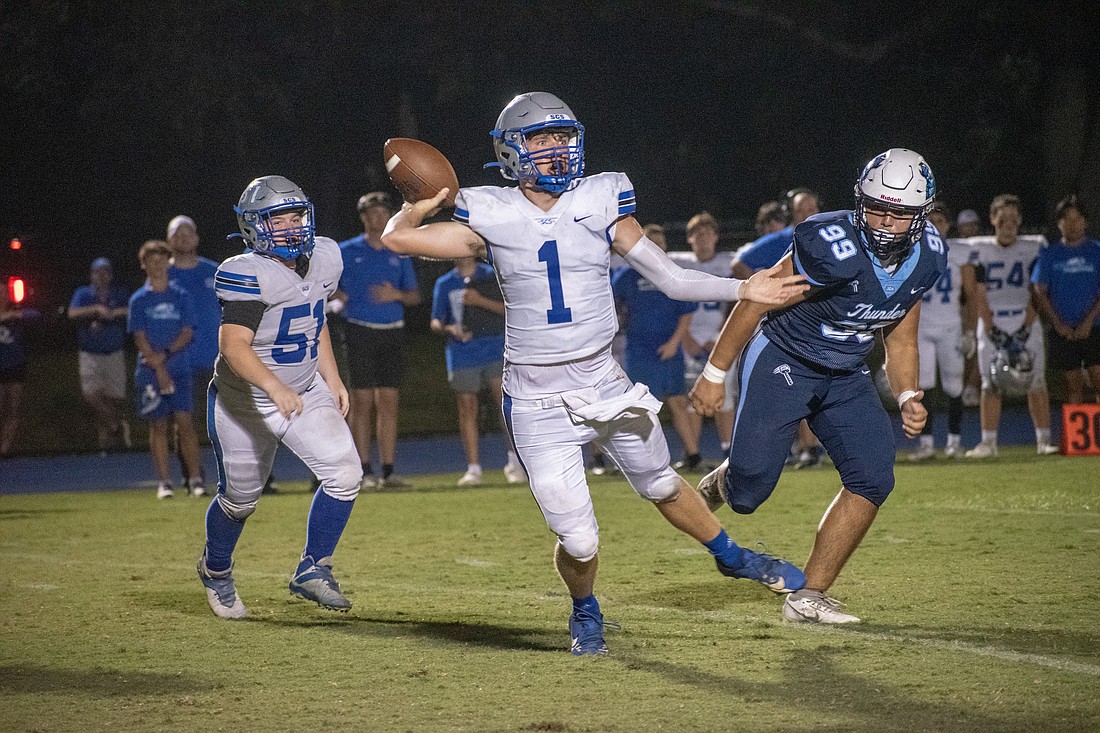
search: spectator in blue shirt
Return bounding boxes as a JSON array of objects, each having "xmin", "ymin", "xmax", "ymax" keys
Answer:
[
  {"xmin": 69, "ymin": 257, "xmax": 131, "ymax": 451},
  {"xmin": 1032, "ymin": 195, "xmax": 1100, "ymax": 403},
  {"xmin": 332, "ymin": 192, "xmax": 421, "ymax": 489},
  {"xmin": 167, "ymin": 215, "xmax": 221, "ymax": 434},
  {"xmin": 430, "ymin": 256, "xmax": 525, "ymax": 486},
  {"xmin": 128, "ymin": 239, "xmax": 203, "ymax": 499},
  {"xmin": 0, "ymin": 283, "xmax": 40, "ymax": 458}
]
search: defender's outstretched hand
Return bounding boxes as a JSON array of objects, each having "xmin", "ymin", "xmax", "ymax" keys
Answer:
[{"xmin": 740, "ymin": 263, "xmax": 809, "ymax": 305}]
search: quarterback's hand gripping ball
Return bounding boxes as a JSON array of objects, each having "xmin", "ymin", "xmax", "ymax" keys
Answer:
[{"xmin": 383, "ymin": 138, "xmax": 459, "ymax": 209}]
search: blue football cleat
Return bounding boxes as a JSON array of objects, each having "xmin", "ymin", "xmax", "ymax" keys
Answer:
[
  {"xmin": 716, "ymin": 544, "xmax": 805, "ymax": 594},
  {"xmin": 197, "ymin": 554, "xmax": 247, "ymax": 619},
  {"xmin": 289, "ymin": 555, "xmax": 351, "ymax": 611},
  {"xmin": 569, "ymin": 608, "xmax": 620, "ymax": 656}
]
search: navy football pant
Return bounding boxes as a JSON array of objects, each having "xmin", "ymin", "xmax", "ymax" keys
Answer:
[{"xmin": 725, "ymin": 333, "xmax": 896, "ymax": 513}]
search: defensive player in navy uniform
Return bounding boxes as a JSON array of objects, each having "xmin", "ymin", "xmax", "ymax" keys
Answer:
[
  {"xmin": 196, "ymin": 176, "xmax": 363, "ymax": 619},
  {"xmin": 692, "ymin": 148, "xmax": 947, "ymax": 624},
  {"xmin": 382, "ymin": 92, "xmax": 808, "ymax": 655}
]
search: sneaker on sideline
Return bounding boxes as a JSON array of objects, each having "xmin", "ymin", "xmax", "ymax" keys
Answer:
[
  {"xmin": 156, "ymin": 483, "xmax": 174, "ymax": 500},
  {"xmin": 908, "ymin": 445, "xmax": 936, "ymax": 462},
  {"xmin": 964, "ymin": 441, "xmax": 997, "ymax": 458},
  {"xmin": 782, "ymin": 589, "xmax": 860, "ymax": 624},
  {"xmin": 503, "ymin": 462, "xmax": 527, "ymax": 484},
  {"xmin": 457, "ymin": 469, "xmax": 483, "ymax": 487}
]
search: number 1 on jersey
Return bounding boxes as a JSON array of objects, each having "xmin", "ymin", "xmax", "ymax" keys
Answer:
[{"xmin": 538, "ymin": 239, "xmax": 573, "ymax": 324}]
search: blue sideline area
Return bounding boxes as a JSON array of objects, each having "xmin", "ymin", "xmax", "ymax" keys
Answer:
[{"xmin": 0, "ymin": 406, "xmax": 1062, "ymax": 495}]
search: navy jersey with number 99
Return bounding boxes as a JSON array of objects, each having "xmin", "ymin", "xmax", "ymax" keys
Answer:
[{"xmin": 763, "ymin": 210, "xmax": 948, "ymax": 372}]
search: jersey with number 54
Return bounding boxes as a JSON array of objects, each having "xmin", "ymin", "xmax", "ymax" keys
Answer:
[
  {"xmin": 213, "ymin": 237, "xmax": 341, "ymax": 398},
  {"xmin": 965, "ymin": 234, "xmax": 1046, "ymax": 319},
  {"xmin": 764, "ymin": 210, "xmax": 948, "ymax": 372},
  {"xmin": 454, "ymin": 172, "xmax": 635, "ymax": 365}
]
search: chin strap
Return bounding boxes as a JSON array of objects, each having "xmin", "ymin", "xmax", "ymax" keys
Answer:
[{"xmin": 623, "ymin": 235, "xmax": 743, "ymax": 302}]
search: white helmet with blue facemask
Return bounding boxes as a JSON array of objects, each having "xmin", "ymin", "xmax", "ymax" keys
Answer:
[
  {"xmin": 487, "ymin": 92, "xmax": 585, "ymax": 194},
  {"xmin": 854, "ymin": 148, "xmax": 936, "ymax": 265},
  {"xmin": 233, "ymin": 175, "xmax": 316, "ymax": 259}
]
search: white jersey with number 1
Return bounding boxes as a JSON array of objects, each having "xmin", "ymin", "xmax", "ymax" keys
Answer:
[{"xmin": 454, "ymin": 173, "xmax": 636, "ymax": 397}]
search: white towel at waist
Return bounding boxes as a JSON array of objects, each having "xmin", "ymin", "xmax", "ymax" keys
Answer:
[{"xmin": 560, "ymin": 382, "xmax": 663, "ymax": 424}]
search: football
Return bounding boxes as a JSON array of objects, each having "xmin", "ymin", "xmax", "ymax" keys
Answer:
[{"xmin": 383, "ymin": 138, "xmax": 459, "ymax": 208}]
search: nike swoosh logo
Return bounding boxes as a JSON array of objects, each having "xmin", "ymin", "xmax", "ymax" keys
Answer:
[
  {"xmin": 911, "ymin": 287, "xmax": 923, "ymax": 294},
  {"xmin": 861, "ymin": 368, "xmax": 870, "ymax": 375},
  {"xmin": 574, "ymin": 215, "xmax": 593, "ymax": 222},
  {"xmin": 323, "ymin": 281, "xmax": 334, "ymax": 288}
]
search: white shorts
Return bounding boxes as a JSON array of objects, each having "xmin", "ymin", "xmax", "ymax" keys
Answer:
[
  {"xmin": 917, "ymin": 324, "xmax": 964, "ymax": 397},
  {"xmin": 976, "ymin": 318, "xmax": 1047, "ymax": 391},
  {"xmin": 210, "ymin": 373, "xmax": 360, "ymax": 507},
  {"xmin": 504, "ymin": 368, "xmax": 674, "ymax": 550},
  {"xmin": 79, "ymin": 350, "xmax": 126, "ymax": 400}
]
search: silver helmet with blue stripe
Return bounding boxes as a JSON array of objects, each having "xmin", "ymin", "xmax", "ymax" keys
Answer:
[
  {"xmin": 488, "ymin": 92, "xmax": 585, "ymax": 194},
  {"xmin": 234, "ymin": 175, "xmax": 316, "ymax": 259}
]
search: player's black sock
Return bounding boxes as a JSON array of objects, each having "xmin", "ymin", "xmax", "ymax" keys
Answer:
[
  {"xmin": 382, "ymin": 463, "xmax": 394, "ymax": 479},
  {"xmin": 362, "ymin": 462, "xmax": 373, "ymax": 477},
  {"xmin": 948, "ymin": 396, "xmax": 963, "ymax": 435}
]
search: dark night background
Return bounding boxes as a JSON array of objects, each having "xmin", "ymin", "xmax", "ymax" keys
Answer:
[{"xmin": 3, "ymin": 0, "xmax": 1099, "ymax": 315}]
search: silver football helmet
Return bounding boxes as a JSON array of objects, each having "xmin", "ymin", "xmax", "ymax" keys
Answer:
[
  {"xmin": 233, "ymin": 175, "xmax": 315, "ymax": 259},
  {"xmin": 487, "ymin": 92, "xmax": 585, "ymax": 194},
  {"xmin": 854, "ymin": 148, "xmax": 936, "ymax": 264},
  {"xmin": 989, "ymin": 336, "xmax": 1034, "ymax": 396}
]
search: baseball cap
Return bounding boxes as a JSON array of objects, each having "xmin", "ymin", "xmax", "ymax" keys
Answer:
[
  {"xmin": 358, "ymin": 192, "xmax": 394, "ymax": 212},
  {"xmin": 957, "ymin": 209, "xmax": 980, "ymax": 226}
]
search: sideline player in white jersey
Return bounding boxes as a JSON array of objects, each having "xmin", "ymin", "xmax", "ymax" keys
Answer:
[
  {"xmin": 910, "ymin": 203, "xmax": 973, "ymax": 460},
  {"xmin": 196, "ymin": 176, "xmax": 363, "ymax": 619},
  {"xmin": 961, "ymin": 193, "xmax": 1057, "ymax": 456},
  {"xmin": 666, "ymin": 211, "xmax": 738, "ymax": 466},
  {"xmin": 382, "ymin": 92, "xmax": 809, "ymax": 655}
]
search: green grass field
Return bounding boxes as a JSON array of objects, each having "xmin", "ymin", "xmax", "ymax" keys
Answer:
[{"xmin": 2, "ymin": 448, "xmax": 1098, "ymax": 732}]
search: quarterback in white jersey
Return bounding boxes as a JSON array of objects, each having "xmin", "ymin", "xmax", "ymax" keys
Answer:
[
  {"xmin": 960, "ymin": 194, "xmax": 1057, "ymax": 457},
  {"xmin": 382, "ymin": 92, "xmax": 808, "ymax": 656},
  {"xmin": 196, "ymin": 176, "xmax": 363, "ymax": 620},
  {"xmin": 910, "ymin": 206, "xmax": 972, "ymax": 460}
]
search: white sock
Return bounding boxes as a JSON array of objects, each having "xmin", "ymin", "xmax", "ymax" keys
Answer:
[
  {"xmin": 506, "ymin": 451, "xmax": 519, "ymax": 468},
  {"xmin": 467, "ymin": 463, "xmax": 481, "ymax": 475},
  {"xmin": 981, "ymin": 430, "xmax": 998, "ymax": 447},
  {"xmin": 720, "ymin": 442, "xmax": 731, "ymax": 453},
  {"xmin": 947, "ymin": 433, "xmax": 961, "ymax": 448},
  {"xmin": 920, "ymin": 435, "xmax": 934, "ymax": 449},
  {"xmin": 1035, "ymin": 428, "xmax": 1051, "ymax": 446}
]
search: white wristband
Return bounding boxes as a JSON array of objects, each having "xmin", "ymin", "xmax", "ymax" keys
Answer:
[
  {"xmin": 701, "ymin": 361, "xmax": 728, "ymax": 384},
  {"xmin": 897, "ymin": 390, "xmax": 918, "ymax": 408}
]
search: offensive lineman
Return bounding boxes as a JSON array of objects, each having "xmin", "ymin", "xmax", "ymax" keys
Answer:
[
  {"xmin": 691, "ymin": 149, "xmax": 947, "ymax": 624},
  {"xmin": 196, "ymin": 176, "xmax": 363, "ymax": 619},
  {"xmin": 382, "ymin": 92, "xmax": 809, "ymax": 655}
]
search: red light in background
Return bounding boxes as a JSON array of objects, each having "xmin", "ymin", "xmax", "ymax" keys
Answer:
[
  {"xmin": 9, "ymin": 239, "xmax": 21, "ymax": 250},
  {"xmin": 8, "ymin": 277, "xmax": 25, "ymax": 304}
]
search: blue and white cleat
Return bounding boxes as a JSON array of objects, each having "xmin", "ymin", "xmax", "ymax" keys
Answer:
[
  {"xmin": 289, "ymin": 555, "xmax": 351, "ymax": 611},
  {"xmin": 716, "ymin": 543, "xmax": 806, "ymax": 594},
  {"xmin": 197, "ymin": 554, "xmax": 247, "ymax": 619},
  {"xmin": 569, "ymin": 608, "xmax": 620, "ymax": 656}
]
